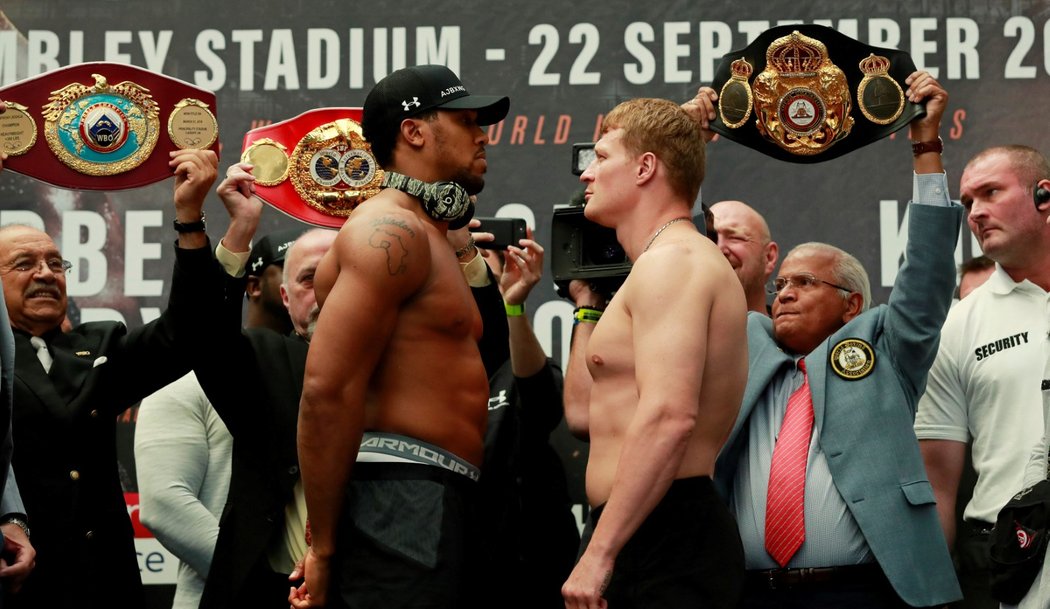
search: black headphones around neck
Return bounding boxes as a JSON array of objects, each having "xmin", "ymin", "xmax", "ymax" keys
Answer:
[
  {"xmin": 1035, "ymin": 180, "xmax": 1050, "ymax": 209},
  {"xmin": 381, "ymin": 172, "xmax": 475, "ymax": 229}
]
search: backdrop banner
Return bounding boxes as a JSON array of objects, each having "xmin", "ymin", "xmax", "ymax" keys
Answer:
[{"xmin": 0, "ymin": 2, "xmax": 1045, "ymax": 604}]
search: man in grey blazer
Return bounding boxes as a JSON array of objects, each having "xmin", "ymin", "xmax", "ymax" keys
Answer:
[{"xmin": 712, "ymin": 72, "xmax": 963, "ymax": 607}]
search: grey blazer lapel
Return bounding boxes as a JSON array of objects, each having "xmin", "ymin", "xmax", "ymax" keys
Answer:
[
  {"xmin": 808, "ymin": 342, "xmax": 829, "ymax": 427},
  {"xmin": 742, "ymin": 315, "xmax": 793, "ymax": 420}
]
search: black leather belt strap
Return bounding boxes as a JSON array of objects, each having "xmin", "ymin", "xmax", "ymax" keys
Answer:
[{"xmin": 745, "ymin": 563, "xmax": 883, "ymax": 590}]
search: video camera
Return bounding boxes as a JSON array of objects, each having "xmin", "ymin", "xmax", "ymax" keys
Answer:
[{"xmin": 550, "ymin": 143, "xmax": 633, "ymax": 298}]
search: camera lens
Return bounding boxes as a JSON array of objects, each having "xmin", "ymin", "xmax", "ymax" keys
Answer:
[
  {"xmin": 597, "ymin": 244, "xmax": 624, "ymax": 264},
  {"xmin": 583, "ymin": 241, "xmax": 626, "ymax": 266},
  {"xmin": 580, "ymin": 223, "xmax": 626, "ymax": 266}
]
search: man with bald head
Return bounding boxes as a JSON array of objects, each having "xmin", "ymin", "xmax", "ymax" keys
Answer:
[
  {"xmin": 710, "ymin": 200, "xmax": 779, "ymax": 315},
  {"xmin": 281, "ymin": 229, "xmax": 333, "ymax": 340},
  {"xmin": 188, "ymin": 162, "xmax": 339, "ymax": 609},
  {"xmin": 916, "ymin": 144, "xmax": 1050, "ymax": 609},
  {"xmin": 135, "ymin": 224, "xmax": 304, "ymax": 609}
]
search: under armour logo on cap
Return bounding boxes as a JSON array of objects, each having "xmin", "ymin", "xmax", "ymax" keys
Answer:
[
  {"xmin": 362, "ymin": 65, "xmax": 509, "ymax": 146},
  {"xmin": 251, "ymin": 256, "xmax": 264, "ymax": 272}
]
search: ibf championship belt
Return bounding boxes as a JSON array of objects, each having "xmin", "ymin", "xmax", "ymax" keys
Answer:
[
  {"xmin": 0, "ymin": 62, "xmax": 218, "ymax": 189},
  {"xmin": 710, "ymin": 24, "xmax": 923, "ymax": 163},
  {"xmin": 241, "ymin": 108, "xmax": 382, "ymax": 228}
]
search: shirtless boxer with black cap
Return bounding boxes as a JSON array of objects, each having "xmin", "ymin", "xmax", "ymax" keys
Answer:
[{"xmin": 291, "ymin": 64, "xmax": 508, "ymax": 609}]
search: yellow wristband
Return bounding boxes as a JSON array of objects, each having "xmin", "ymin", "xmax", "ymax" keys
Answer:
[
  {"xmin": 573, "ymin": 306, "xmax": 603, "ymax": 324},
  {"xmin": 505, "ymin": 302, "xmax": 525, "ymax": 317}
]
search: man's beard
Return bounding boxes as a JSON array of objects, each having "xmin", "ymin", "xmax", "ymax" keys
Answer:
[
  {"xmin": 303, "ymin": 305, "xmax": 320, "ymax": 341},
  {"xmin": 432, "ymin": 123, "xmax": 485, "ymax": 195},
  {"xmin": 450, "ymin": 167, "xmax": 485, "ymax": 196}
]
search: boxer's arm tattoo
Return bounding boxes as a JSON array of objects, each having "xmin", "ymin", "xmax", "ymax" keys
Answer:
[{"xmin": 368, "ymin": 220, "xmax": 412, "ymax": 275}]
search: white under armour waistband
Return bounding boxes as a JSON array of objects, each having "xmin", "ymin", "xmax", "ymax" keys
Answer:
[{"xmin": 357, "ymin": 432, "xmax": 480, "ymax": 481}]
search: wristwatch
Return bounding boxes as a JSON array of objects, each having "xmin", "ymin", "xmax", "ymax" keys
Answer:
[
  {"xmin": 173, "ymin": 212, "xmax": 207, "ymax": 234},
  {"xmin": 911, "ymin": 137, "xmax": 943, "ymax": 157},
  {"xmin": 2, "ymin": 515, "xmax": 29, "ymax": 538}
]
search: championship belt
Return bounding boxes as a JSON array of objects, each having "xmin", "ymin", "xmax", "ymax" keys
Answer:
[
  {"xmin": 241, "ymin": 108, "xmax": 382, "ymax": 228},
  {"xmin": 710, "ymin": 24, "xmax": 922, "ymax": 163},
  {"xmin": 0, "ymin": 62, "xmax": 218, "ymax": 189}
]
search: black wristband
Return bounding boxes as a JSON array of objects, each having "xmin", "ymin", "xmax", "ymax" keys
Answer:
[{"xmin": 173, "ymin": 212, "xmax": 206, "ymax": 234}]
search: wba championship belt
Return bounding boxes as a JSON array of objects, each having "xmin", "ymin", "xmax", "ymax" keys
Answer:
[
  {"xmin": 710, "ymin": 24, "xmax": 923, "ymax": 163},
  {"xmin": 0, "ymin": 62, "xmax": 218, "ymax": 189},
  {"xmin": 241, "ymin": 108, "xmax": 382, "ymax": 228}
]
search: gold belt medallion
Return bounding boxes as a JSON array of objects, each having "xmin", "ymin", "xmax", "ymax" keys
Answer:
[
  {"xmin": 0, "ymin": 102, "xmax": 37, "ymax": 156},
  {"xmin": 718, "ymin": 58, "xmax": 754, "ymax": 129},
  {"xmin": 242, "ymin": 138, "xmax": 290, "ymax": 186},
  {"xmin": 857, "ymin": 54, "xmax": 905, "ymax": 125},
  {"xmin": 241, "ymin": 118, "xmax": 382, "ymax": 219},
  {"xmin": 753, "ymin": 31, "xmax": 854, "ymax": 156},
  {"xmin": 42, "ymin": 73, "xmax": 159, "ymax": 175},
  {"xmin": 168, "ymin": 98, "xmax": 218, "ymax": 149}
]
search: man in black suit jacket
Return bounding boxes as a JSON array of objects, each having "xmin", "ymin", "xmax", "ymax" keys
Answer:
[
  {"xmin": 0, "ymin": 149, "xmax": 223, "ymax": 609},
  {"xmin": 193, "ymin": 161, "xmax": 337, "ymax": 609}
]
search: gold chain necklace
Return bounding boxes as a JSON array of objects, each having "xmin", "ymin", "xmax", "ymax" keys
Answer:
[{"xmin": 643, "ymin": 217, "xmax": 690, "ymax": 252}]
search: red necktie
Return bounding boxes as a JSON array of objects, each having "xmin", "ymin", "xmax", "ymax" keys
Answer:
[{"xmin": 765, "ymin": 358, "xmax": 813, "ymax": 567}]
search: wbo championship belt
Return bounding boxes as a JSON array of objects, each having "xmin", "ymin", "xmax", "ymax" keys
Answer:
[
  {"xmin": 709, "ymin": 24, "xmax": 923, "ymax": 163},
  {"xmin": 0, "ymin": 62, "xmax": 218, "ymax": 189},
  {"xmin": 241, "ymin": 108, "xmax": 382, "ymax": 228}
]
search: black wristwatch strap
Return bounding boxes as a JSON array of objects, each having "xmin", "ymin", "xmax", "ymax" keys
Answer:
[{"xmin": 173, "ymin": 212, "xmax": 206, "ymax": 234}]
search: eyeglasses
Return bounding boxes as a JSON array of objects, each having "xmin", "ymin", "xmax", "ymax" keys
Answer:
[
  {"xmin": 767, "ymin": 272, "xmax": 852, "ymax": 295},
  {"xmin": 5, "ymin": 257, "xmax": 73, "ymax": 275}
]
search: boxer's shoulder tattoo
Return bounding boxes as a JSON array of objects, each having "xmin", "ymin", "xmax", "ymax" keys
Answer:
[
  {"xmin": 370, "ymin": 216, "xmax": 416, "ymax": 238},
  {"xmin": 367, "ymin": 217, "xmax": 415, "ymax": 275}
]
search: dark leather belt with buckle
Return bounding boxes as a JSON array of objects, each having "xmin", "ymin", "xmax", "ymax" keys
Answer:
[{"xmin": 746, "ymin": 563, "xmax": 883, "ymax": 590}]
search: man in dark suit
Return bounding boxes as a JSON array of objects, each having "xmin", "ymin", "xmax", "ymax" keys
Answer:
[
  {"xmin": 0, "ymin": 149, "xmax": 221, "ymax": 609},
  {"xmin": 134, "ymin": 225, "xmax": 304, "ymax": 609},
  {"xmin": 706, "ymin": 73, "xmax": 963, "ymax": 607},
  {"xmin": 191, "ymin": 161, "xmax": 336, "ymax": 609}
]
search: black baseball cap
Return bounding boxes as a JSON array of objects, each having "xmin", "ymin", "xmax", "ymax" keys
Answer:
[
  {"xmin": 362, "ymin": 64, "xmax": 510, "ymax": 141},
  {"xmin": 245, "ymin": 228, "xmax": 305, "ymax": 277}
]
